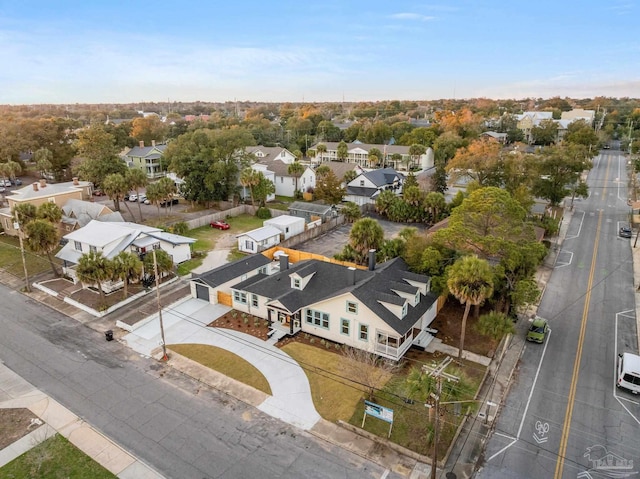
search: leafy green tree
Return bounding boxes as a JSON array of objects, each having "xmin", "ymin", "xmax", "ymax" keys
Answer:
[
  {"xmin": 102, "ymin": 173, "xmax": 132, "ymax": 213},
  {"xmin": 423, "ymin": 191, "xmax": 447, "ymax": 225},
  {"xmin": 446, "ymin": 255, "xmax": 494, "ymax": 357},
  {"xmin": 433, "ymin": 131, "xmax": 466, "ymax": 165},
  {"xmin": 156, "ymin": 177, "xmax": 177, "ymax": 216},
  {"xmin": 408, "ymin": 144, "xmax": 426, "ymax": 170},
  {"xmin": 314, "ymin": 169, "xmax": 345, "ymax": 205},
  {"xmin": 404, "ymin": 172, "xmax": 418, "ymax": 190},
  {"xmin": 143, "ymin": 249, "xmax": 174, "ymax": 280},
  {"xmin": 33, "ymin": 148, "xmax": 53, "ymax": 178},
  {"xmin": 343, "ymin": 169, "xmax": 358, "ymax": 184},
  {"xmin": 563, "ymin": 120, "xmax": 599, "ymax": 149},
  {"xmin": 253, "ymin": 172, "xmax": 276, "ymax": 207},
  {"xmin": 336, "ymin": 141, "xmax": 348, "ymax": 162},
  {"xmin": 315, "ymin": 143, "xmax": 327, "ymax": 161},
  {"xmin": 75, "ymin": 123, "xmax": 119, "ymax": 163},
  {"xmin": 24, "ymin": 219, "xmax": 60, "ymax": 277},
  {"xmin": 131, "ymin": 116, "xmax": 168, "ymax": 145},
  {"xmin": 531, "ymin": 144, "xmax": 592, "ymax": 206},
  {"xmin": 145, "ymin": 182, "xmax": 164, "ymax": 215},
  {"xmin": 530, "ymin": 119, "xmax": 558, "ymax": 145},
  {"xmin": 36, "ymin": 202, "xmax": 63, "ymax": 224},
  {"xmin": 431, "ymin": 163, "xmax": 448, "ymax": 194},
  {"xmin": 126, "ymin": 168, "xmax": 148, "ymax": 222},
  {"xmin": 368, "ymin": 147, "xmax": 382, "ymax": 168},
  {"xmin": 340, "ymin": 201, "xmax": 361, "ymax": 223},
  {"xmin": 477, "ymin": 311, "xmax": 516, "ymax": 341},
  {"xmin": 76, "ymin": 251, "xmax": 112, "ymax": 303},
  {"xmin": 12, "ymin": 203, "xmax": 37, "ymax": 226},
  {"xmin": 111, "ymin": 251, "xmax": 143, "ymax": 299},
  {"xmin": 317, "ymin": 121, "xmax": 342, "ymax": 142},
  {"xmin": 347, "ymin": 218, "xmax": 385, "ymax": 264},
  {"xmin": 287, "ymin": 161, "xmax": 305, "ymax": 194}
]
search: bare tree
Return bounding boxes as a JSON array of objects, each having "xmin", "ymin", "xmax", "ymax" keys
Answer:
[{"xmin": 341, "ymin": 346, "xmax": 403, "ymax": 400}]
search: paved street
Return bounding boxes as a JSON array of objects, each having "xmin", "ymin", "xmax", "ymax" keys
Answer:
[
  {"xmin": 479, "ymin": 150, "xmax": 640, "ymax": 478},
  {"xmin": 0, "ymin": 284, "xmax": 399, "ymax": 479}
]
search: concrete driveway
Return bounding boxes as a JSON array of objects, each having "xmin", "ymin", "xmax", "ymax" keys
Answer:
[{"xmin": 123, "ymin": 297, "xmax": 321, "ymax": 431}]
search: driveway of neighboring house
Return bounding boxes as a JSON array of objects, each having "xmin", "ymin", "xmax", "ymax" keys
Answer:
[{"xmin": 123, "ymin": 297, "xmax": 322, "ymax": 431}]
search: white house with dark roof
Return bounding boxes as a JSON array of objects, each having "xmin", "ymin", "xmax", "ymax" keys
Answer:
[
  {"xmin": 255, "ymin": 159, "xmax": 315, "ymax": 197},
  {"xmin": 247, "ymin": 145, "xmax": 297, "ymax": 164},
  {"xmin": 56, "ymin": 220, "xmax": 195, "ymax": 287},
  {"xmin": 308, "ymin": 141, "xmax": 433, "ymax": 171},
  {"xmin": 344, "ymin": 167, "xmax": 404, "ymax": 206},
  {"xmin": 214, "ymin": 254, "xmax": 438, "ymax": 360}
]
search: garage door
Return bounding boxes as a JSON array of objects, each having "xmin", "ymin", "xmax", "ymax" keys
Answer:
[{"xmin": 195, "ymin": 284, "xmax": 210, "ymax": 302}]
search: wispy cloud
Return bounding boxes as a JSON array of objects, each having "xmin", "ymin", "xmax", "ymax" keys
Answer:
[
  {"xmin": 390, "ymin": 12, "xmax": 435, "ymax": 21},
  {"xmin": 608, "ymin": 1, "xmax": 635, "ymax": 14}
]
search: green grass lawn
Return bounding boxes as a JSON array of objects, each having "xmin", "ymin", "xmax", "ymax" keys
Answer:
[
  {"xmin": 169, "ymin": 343, "xmax": 272, "ymax": 395},
  {"xmin": 0, "ymin": 434, "xmax": 116, "ymax": 478},
  {"xmin": 0, "ymin": 235, "xmax": 59, "ymax": 278}
]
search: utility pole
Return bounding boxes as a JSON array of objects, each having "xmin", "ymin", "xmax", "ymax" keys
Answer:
[
  {"xmin": 423, "ymin": 357, "xmax": 459, "ymax": 479},
  {"xmin": 152, "ymin": 250, "xmax": 168, "ymax": 361},
  {"xmin": 13, "ymin": 211, "xmax": 31, "ymax": 293}
]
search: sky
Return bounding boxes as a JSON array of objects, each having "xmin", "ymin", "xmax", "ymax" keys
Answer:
[{"xmin": 0, "ymin": 0, "xmax": 638, "ymax": 104}]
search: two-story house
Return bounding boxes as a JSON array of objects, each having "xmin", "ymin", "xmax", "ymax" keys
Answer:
[
  {"xmin": 308, "ymin": 142, "xmax": 434, "ymax": 171},
  {"xmin": 123, "ymin": 140, "xmax": 167, "ymax": 179},
  {"xmin": 344, "ymin": 167, "xmax": 404, "ymax": 206},
  {"xmin": 255, "ymin": 159, "xmax": 315, "ymax": 197}
]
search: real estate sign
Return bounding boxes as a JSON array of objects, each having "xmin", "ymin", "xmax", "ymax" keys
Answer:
[{"xmin": 362, "ymin": 400, "xmax": 394, "ymax": 437}]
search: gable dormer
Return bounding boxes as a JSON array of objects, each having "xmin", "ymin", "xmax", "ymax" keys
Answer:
[
  {"xmin": 377, "ymin": 293, "xmax": 408, "ymax": 319},
  {"xmin": 389, "ymin": 281, "xmax": 421, "ymax": 306},
  {"xmin": 290, "ymin": 270, "xmax": 316, "ymax": 290}
]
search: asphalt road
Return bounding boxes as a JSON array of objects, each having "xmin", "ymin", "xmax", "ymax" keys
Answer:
[
  {"xmin": 0, "ymin": 285, "xmax": 399, "ymax": 479},
  {"xmin": 478, "ymin": 150, "xmax": 640, "ymax": 478}
]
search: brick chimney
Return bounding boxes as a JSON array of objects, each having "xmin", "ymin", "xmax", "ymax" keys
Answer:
[
  {"xmin": 32, "ymin": 182, "xmax": 39, "ymax": 191},
  {"xmin": 151, "ymin": 140, "xmax": 156, "ymax": 147},
  {"xmin": 139, "ymin": 140, "xmax": 144, "ymax": 148},
  {"xmin": 72, "ymin": 177, "xmax": 79, "ymax": 185},
  {"xmin": 39, "ymin": 179, "xmax": 46, "ymax": 188}
]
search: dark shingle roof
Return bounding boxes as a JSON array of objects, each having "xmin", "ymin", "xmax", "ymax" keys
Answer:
[
  {"xmin": 361, "ymin": 167, "xmax": 402, "ymax": 187},
  {"xmin": 193, "ymin": 254, "xmax": 271, "ymax": 288}
]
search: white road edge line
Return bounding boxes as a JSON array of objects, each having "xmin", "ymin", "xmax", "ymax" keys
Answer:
[
  {"xmin": 486, "ymin": 328, "xmax": 553, "ymax": 462},
  {"xmin": 565, "ymin": 211, "xmax": 586, "ymax": 240}
]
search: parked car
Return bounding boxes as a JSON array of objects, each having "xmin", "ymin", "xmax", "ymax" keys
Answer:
[
  {"xmin": 2, "ymin": 179, "xmax": 11, "ymax": 187},
  {"xmin": 619, "ymin": 226, "xmax": 633, "ymax": 238},
  {"xmin": 138, "ymin": 194, "xmax": 147, "ymax": 203},
  {"xmin": 0, "ymin": 186, "xmax": 5, "ymax": 194},
  {"xmin": 526, "ymin": 317, "xmax": 549, "ymax": 343},
  {"xmin": 12, "ymin": 178, "xmax": 22, "ymax": 186},
  {"xmin": 93, "ymin": 189, "xmax": 104, "ymax": 196},
  {"xmin": 144, "ymin": 198, "xmax": 151, "ymax": 205},
  {"xmin": 160, "ymin": 198, "xmax": 179, "ymax": 207},
  {"xmin": 128, "ymin": 194, "xmax": 138, "ymax": 202},
  {"xmin": 210, "ymin": 220, "xmax": 230, "ymax": 230}
]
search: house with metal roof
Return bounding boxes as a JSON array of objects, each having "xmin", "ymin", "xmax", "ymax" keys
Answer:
[
  {"xmin": 344, "ymin": 167, "xmax": 404, "ymax": 206},
  {"xmin": 263, "ymin": 215, "xmax": 305, "ymax": 240},
  {"xmin": 60, "ymin": 199, "xmax": 124, "ymax": 233},
  {"xmin": 236, "ymin": 225, "xmax": 283, "ymax": 253},
  {"xmin": 227, "ymin": 254, "xmax": 438, "ymax": 360},
  {"xmin": 288, "ymin": 201, "xmax": 337, "ymax": 223}
]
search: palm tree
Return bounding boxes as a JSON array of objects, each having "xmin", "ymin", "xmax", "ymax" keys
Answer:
[
  {"xmin": 240, "ymin": 167, "xmax": 259, "ymax": 207},
  {"xmin": 391, "ymin": 153, "xmax": 402, "ymax": 169},
  {"xmin": 102, "ymin": 173, "xmax": 133, "ymax": 215},
  {"xmin": 143, "ymin": 249, "xmax": 173, "ymax": 282},
  {"xmin": 336, "ymin": 141, "xmax": 348, "ymax": 162},
  {"xmin": 24, "ymin": 219, "xmax": 60, "ymax": 277},
  {"xmin": 111, "ymin": 251, "xmax": 143, "ymax": 299},
  {"xmin": 75, "ymin": 251, "xmax": 112, "ymax": 303},
  {"xmin": 12, "ymin": 203, "xmax": 37, "ymax": 226},
  {"xmin": 157, "ymin": 177, "xmax": 177, "ymax": 216},
  {"xmin": 408, "ymin": 144, "xmax": 426, "ymax": 171},
  {"xmin": 348, "ymin": 218, "xmax": 385, "ymax": 264},
  {"xmin": 287, "ymin": 161, "xmax": 305, "ymax": 196},
  {"xmin": 126, "ymin": 168, "xmax": 148, "ymax": 222},
  {"xmin": 368, "ymin": 147, "xmax": 382, "ymax": 168},
  {"xmin": 316, "ymin": 143, "xmax": 327, "ymax": 162},
  {"xmin": 36, "ymin": 202, "xmax": 63, "ymax": 223},
  {"xmin": 145, "ymin": 182, "xmax": 163, "ymax": 216},
  {"xmin": 446, "ymin": 255, "xmax": 494, "ymax": 358}
]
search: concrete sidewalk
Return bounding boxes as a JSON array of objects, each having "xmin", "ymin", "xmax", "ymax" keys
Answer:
[{"xmin": 0, "ymin": 362, "xmax": 163, "ymax": 479}]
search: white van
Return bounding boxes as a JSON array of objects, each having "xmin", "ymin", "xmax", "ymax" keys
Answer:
[{"xmin": 617, "ymin": 353, "xmax": 640, "ymax": 394}]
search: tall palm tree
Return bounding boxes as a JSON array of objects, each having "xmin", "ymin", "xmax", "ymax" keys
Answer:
[
  {"xmin": 240, "ymin": 167, "xmax": 259, "ymax": 207},
  {"xmin": 75, "ymin": 251, "xmax": 112, "ymax": 303},
  {"xmin": 316, "ymin": 143, "xmax": 327, "ymax": 162},
  {"xmin": 337, "ymin": 141, "xmax": 348, "ymax": 162},
  {"xmin": 24, "ymin": 219, "xmax": 61, "ymax": 277},
  {"xmin": 36, "ymin": 202, "xmax": 63, "ymax": 223},
  {"xmin": 368, "ymin": 147, "xmax": 382, "ymax": 168},
  {"xmin": 111, "ymin": 251, "xmax": 143, "ymax": 299},
  {"xmin": 446, "ymin": 255, "xmax": 494, "ymax": 358},
  {"xmin": 102, "ymin": 173, "xmax": 133, "ymax": 215},
  {"xmin": 126, "ymin": 168, "xmax": 148, "ymax": 222},
  {"xmin": 145, "ymin": 182, "xmax": 163, "ymax": 216},
  {"xmin": 143, "ymin": 249, "xmax": 173, "ymax": 282},
  {"xmin": 157, "ymin": 177, "xmax": 177, "ymax": 216},
  {"xmin": 287, "ymin": 161, "xmax": 305, "ymax": 196}
]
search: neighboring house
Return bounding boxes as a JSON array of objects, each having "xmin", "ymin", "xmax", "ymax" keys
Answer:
[
  {"xmin": 264, "ymin": 215, "xmax": 305, "ymax": 240},
  {"xmin": 241, "ymin": 163, "xmax": 276, "ymax": 203},
  {"xmin": 516, "ymin": 110, "xmax": 594, "ymax": 144},
  {"xmin": 288, "ymin": 201, "xmax": 337, "ymax": 223},
  {"xmin": 481, "ymin": 131, "xmax": 508, "ymax": 143},
  {"xmin": 0, "ymin": 178, "xmax": 93, "ymax": 236},
  {"xmin": 236, "ymin": 225, "xmax": 282, "ymax": 254},
  {"xmin": 256, "ymin": 159, "xmax": 315, "ymax": 197},
  {"xmin": 56, "ymin": 220, "xmax": 195, "ymax": 288},
  {"xmin": 308, "ymin": 141, "xmax": 434, "ymax": 171},
  {"xmin": 247, "ymin": 145, "xmax": 297, "ymax": 165},
  {"xmin": 122, "ymin": 140, "xmax": 167, "ymax": 179},
  {"xmin": 60, "ymin": 199, "xmax": 124, "ymax": 233},
  {"xmin": 344, "ymin": 167, "xmax": 404, "ymax": 206},
  {"xmin": 227, "ymin": 254, "xmax": 438, "ymax": 360},
  {"xmin": 190, "ymin": 254, "xmax": 273, "ymax": 304},
  {"xmin": 560, "ymin": 109, "xmax": 595, "ymax": 125},
  {"xmin": 321, "ymin": 161, "xmax": 364, "ymax": 186}
]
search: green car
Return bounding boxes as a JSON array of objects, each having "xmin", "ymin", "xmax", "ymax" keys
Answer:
[{"xmin": 527, "ymin": 317, "xmax": 549, "ymax": 343}]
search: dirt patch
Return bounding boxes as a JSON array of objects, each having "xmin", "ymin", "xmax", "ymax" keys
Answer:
[
  {"xmin": 0, "ymin": 408, "xmax": 41, "ymax": 450},
  {"xmin": 430, "ymin": 299, "xmax": 498, "ymax": 357}
]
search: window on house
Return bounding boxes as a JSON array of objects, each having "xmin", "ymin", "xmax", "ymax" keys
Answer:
[
  {"xmin": 359, "ymin": 324, "xmax": 369, "ymax": 341},
  {"xmin": 293, "ymin": 278, "xmax": 301, "ymax": 289},
  {"xmin": 251, "ymin": 294, "xmax": 258, "ymax": 308},
  {"xmin": 306, "ymin": 309, "xmax": 329, "ymax": 329},
  {"xmin": 360, "ymin": 180, "xmax": 365, "ymax": 186},
  {"xmin": 280, "ymin": 177, "xmax": 284, "ymax": 183},
  {"xmin": 74, "ymin": 241, "xmax": 82, "ymax": 252},
  {"xmin": 402, "ymin": 303, "xmax": 408, "ymax": 317},
  {"xmin": 415, "ymin": 292, "xmax": 420, "ymax": 304},
  {"xmin": 233, "ymin": 291, "xmax": 247, "ymax": 304},
  {"xmin": 89, "ymin": 245, "xmax": 97, "ymax": 253},
  {"xmin": 341, "ymin": 319, "xmax": 350, "ymax": 336},
  {"xmin": 285, "ymin": 227, "xmax": 289, "ymax": 233},
  {"xmin": 153, "ymin": 243, "xmax": 160, "ymax": 250},
  {"xmin": 346, "ymin": 301, "xmax": 358, "ymax": 314}
]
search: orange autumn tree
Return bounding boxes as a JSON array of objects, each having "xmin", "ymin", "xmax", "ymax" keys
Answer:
[{"xmin": 445, "ymin": 137, "xmax": 502, "ymax": 186}]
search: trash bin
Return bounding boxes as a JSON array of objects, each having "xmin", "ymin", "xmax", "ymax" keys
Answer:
[{"xmin": 105, "ymin": 330, "xmax": 114, "ymax": 341}]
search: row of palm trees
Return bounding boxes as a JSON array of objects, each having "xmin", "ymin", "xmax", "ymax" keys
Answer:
[{"xmin": 74, "ymin": 248, "xmax": 173, "ymax": 305}]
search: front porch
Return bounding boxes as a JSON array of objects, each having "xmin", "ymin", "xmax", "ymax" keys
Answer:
[{"xmin": 374, "ymin": 327, "xmax": 439, "ymax": 361}]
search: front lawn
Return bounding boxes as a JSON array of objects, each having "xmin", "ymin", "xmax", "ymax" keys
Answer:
[
  {"xmin": 0, "ymin": 434, "xmax": 116, "ymax": 478},
  {"xmin": 0, "ymin": 235, "xmax": 59, "ymax": 278},
  {"xmin": 169, "ymin": 343, "xmax": 272, "ymax": 395}
]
